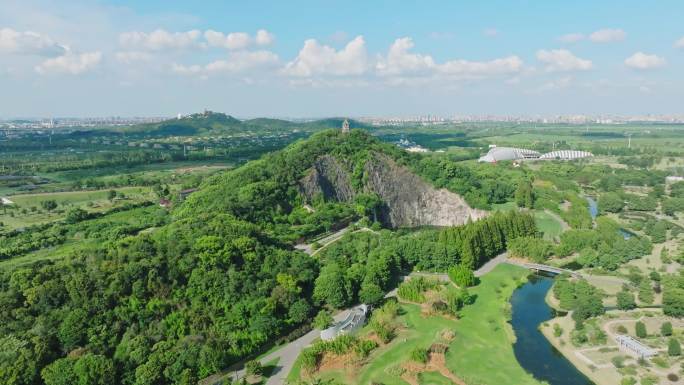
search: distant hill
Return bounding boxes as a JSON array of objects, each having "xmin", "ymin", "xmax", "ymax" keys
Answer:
[{"xmin": 117, "ymin": 111, "xmax": 370, "ymax": 137}]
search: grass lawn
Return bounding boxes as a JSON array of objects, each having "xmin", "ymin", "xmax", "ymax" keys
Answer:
[
  {"xmin": 534, "ymin": 210, "xmax": 564, "ymax": 240},
  {"xmin": 288, "ymin": 264, "xmax": 544, "ymax": 385},
  {"xmin": 418, "ymin": 371, "xmax": 453, "ymax": 385},
  {"xmin": 0, "ymin": 186, "xmax": 154, "ymax": 229},
  {"xmin": 445, "ymin": 263, "xmax": 544, "ymax": 385},
  {"xmin": 492, "ymin": 201, "xmax": 517, "ymax": 211}
]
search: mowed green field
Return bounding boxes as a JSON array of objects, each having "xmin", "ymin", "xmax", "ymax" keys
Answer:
[
  {"xmin": 0, "ymin": 186, "xmax": 154, "ymax": 229},
  {"xmin": 446, "ymin": 263, "xmax": 543, "ymax": 385},
  {"xmin": 534, "ymin": 210, "xmax": 564, "ymax": 240},
  {"xmin": 289, "ymin": 264, "xmax": 543, "ymax": 385}
]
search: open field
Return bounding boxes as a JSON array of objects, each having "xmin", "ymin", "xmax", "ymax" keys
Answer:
[
  {"xmin": 289, "ymin": 264, "xmax": 543, "ymax": 385},
  {"xmin": 541, "ymin": 310, "xmax": 684, "ymax": 385},
  {"xmin": 0, "ymin": 186, "xmax": 154, "ymax": 229},
  {"xmin": 445, "ymin": 263, "xmax": 544, "ymax": 385},
  {"xmin": 535, "ymin": 210, "xmax": 566, "ymax": 240}
]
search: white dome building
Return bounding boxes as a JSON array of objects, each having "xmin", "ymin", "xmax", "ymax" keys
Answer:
[
  {"xmin": 478, "ymin": 147, "xmax": 541, "ymax": 163},
  {"xmin": 539, "ymin": 150, "xmax": 593, "ymax": 160}
]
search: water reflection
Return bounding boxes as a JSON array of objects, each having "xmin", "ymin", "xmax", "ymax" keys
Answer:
[{"xmin": 509, "ymin": 275, "xmax": 594, "ymax": 385}]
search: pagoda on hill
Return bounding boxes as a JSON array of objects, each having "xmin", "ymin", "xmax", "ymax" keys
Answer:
[{"xmin": 342, "ymin": 119, "xmax": 350, "ymax": 134}]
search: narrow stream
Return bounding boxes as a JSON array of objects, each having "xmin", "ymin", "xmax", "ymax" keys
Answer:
[{"xmin": 510, "ymin": 274, "xmax": 594, "ymax": 385}]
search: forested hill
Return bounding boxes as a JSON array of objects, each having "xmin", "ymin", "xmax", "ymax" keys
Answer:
[
  {"xmin": 175, "ymin": 129, "xmax": 484, "ymax": 240},
  {"xmin": 0, "ymin": 127, "xmax": 538, "ymax": 385},
  {"xmin": 117, "ymin": 111, "xmax": 369, "ymax": 137}
]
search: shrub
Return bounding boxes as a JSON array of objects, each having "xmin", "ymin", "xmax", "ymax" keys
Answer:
[
  {"xmin": 397, "ymin": 277, "xmax": 438, "ymax": 303},
  {"xmin": 313, "ymin": 310, "xmax": 333, "ymax": 329},
  {"xmin": 635, "ymin": 321, "xmax": 647, "ymax": 338},
  {"xmin": 661, "ymin": 321, "xmax": 673, "ymax": 336},
  {"xmin": 612, "ymin": 356, "xmax": 625, "ymax": 368},
  {"xmin": 668, "ymin": 338, "xmax": 681, "ymax": 357},
  {"xmin": 553, "ymin": 323, "xmax": 563, "ymax": 337},
  {"xmin": 667, "ymin": 373, "xmax": 679, "ymax": 382},
  {"xmin": 410, "ymin": 347, "xmax": 429, "ymax": 364},
  {"xmin": 245, "ymin": 360, "xmax": 262, "ymax": 376},
  {"xmin": 620, "ymin": 377, "xmax": 636, "ymax": 385},
  {"xmin": 447, "ymin": 265, "xmax": 476, "ymax": 287},
  {"xmin": 617, "ymin": 325, "xmax": 628, "ymax": 334}
]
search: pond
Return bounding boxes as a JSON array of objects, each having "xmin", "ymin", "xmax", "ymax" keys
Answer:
[{"xmin": 510, "ymin": 274, "xmax": 594, "ymax": 385}]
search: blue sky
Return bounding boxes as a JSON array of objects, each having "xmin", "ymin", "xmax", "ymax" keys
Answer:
[{"xmin": 1, "ymin": 0, "xmax": 683, "ymax": 117}]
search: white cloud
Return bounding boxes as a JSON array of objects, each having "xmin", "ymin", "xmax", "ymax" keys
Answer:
[
  {"xmin": 675, "ymin": 36, "xmax": 684, "ymax": 49},
  {"xmin": 624, "ymin": 52, "xmax": 666, "ymax": 70},
  {"xmin": 35, "ymin": 51, "xmax": 102, "ymax": 75},
  {"xmin": 204, "ymin": 30, "xmax": 250, "ymax": 50},
  {"xmin": 204, "ymin": 29, "xmax": 274, "ymax": 50},
  {"xmin": 0, "ymin": 27, "xmax": 66, "ymax": 56},
  {"xmin": 119, "ymin": 29, "xmax": 202, "ymax": 51},
  {"xmin": 438, "ymin": 56, "xmax": 523, "ymax": 77},
  {"xmin": 558, "ymin": 33, "xmax": 585, "ymax": 43},
  {"xmin": 255, "ymin": 29, "xmax": 274, "ymax": 46},
  {"xmin": 376, "ymin": 37, "xmax": 435, "ymax": 76},
  {"xmin": 173, "ymin": 50, "xmax": 279, "ymax": 76},
  {"xmin": 483, "ymin": 28, "xmax": 499, "ymax": 37},
  {"xmin": 283, "ymin": 36, "xmax": 368, "ymax": 77},
  {"xmin": 376, "ymin": 37, "xmax": 522, "ymax": 81},
  {"xmin": 589, "ymin": 28, "xmax": 626, "ymax": 43},
  {"xmin": 536, "ymin": 49, "xmax": 592, "ymax": 72},
  {"xmin": 115, "ymin": 51, "xmax": 152, "ymax": 64}
]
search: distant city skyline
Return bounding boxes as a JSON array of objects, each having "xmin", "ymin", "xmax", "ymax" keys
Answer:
[{"xmin": 1, "ymin": 0, "xmax": 684, "ymax": 117}]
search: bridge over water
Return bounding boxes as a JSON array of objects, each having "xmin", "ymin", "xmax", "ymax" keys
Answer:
[{"xmin": 507, "ymin": 261, "xmax": 582, "ymax": 278}]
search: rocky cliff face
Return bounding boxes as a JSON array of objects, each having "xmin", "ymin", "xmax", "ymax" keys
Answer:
[
  {"xmin": 299, "ymin": 155, "xmax": 355, "ymax": 202},
  {"xmin": 299, "ymin": 153, "xmax": 487, "ymax": 228}
]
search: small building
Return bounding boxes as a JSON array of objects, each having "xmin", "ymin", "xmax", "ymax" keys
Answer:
[
  {"xmin": 615, "ymin": 334, "xmax": 657, "ymax": 359},
  {"xmin": 159, "ymin": 198, "xmax": 172, "ymax": 208},
  {"xmin": 320, "ymin": 304, "xmax": 368, "ymax": 341},
  {"xmin": 1, "ymin": 197, "xmax": 14, "ymax": 205},
  {"xmin": 666, "ymin": 176, "xmax": 684, "ymax": 184}
]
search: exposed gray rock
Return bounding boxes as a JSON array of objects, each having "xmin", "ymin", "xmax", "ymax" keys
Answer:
[
  {"xmin": 299, "ymin": 155, "xmax": 355, "ymax": 203},
  {"xmin": 299, "ymin": 152, "xmax": 487, "ymax": 228},
  {"xmin": 364, "ymin": 153, "xmax": 486, "ymax": 227}
]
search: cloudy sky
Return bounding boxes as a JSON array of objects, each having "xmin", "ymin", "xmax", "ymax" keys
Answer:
[{"xmin": 1, "ymin": 0, "xmax": 683, "ymax": 118}]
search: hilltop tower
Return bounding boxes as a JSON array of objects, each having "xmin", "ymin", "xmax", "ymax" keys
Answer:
[{"xmin": 342, "ymin": 119, "xmax": 350, "ymax": 134}]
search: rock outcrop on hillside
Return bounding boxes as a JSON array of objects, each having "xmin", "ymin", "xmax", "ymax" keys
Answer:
[
  {"xmin": 299, "ymin": 155, "xmax": 355, "ymax": 202},
  {"xmin": 299, "ymin": 153, "xmax": 487, "ymax": 228}
]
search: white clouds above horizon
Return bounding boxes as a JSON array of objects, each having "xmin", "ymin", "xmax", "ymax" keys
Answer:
[
  {"xmin": 283, "ymin": 36, "xmax": 369, "ymax": 77},
  {"xmin": 376, "ymin": 37, "xmax": 522, "ymax": 81},
  {"xmin": 624, "ymin": 52, "xmax": 666, "ymax": 69},
  {"xmin": 119, "ymin": 29, "xmax": 202, "ymax": 51},
  {"xmin": 536, "ymin": 49, "xmax": 592, "ymax": 72},
  {"xmin": 0, "ymin": 27, "xmax": 66, "ymax": 56},
  {"xmin": 675, "ymin": 36, "xmax": 684, "ymax": 49},
  {"xmin": 118, "ymin": 28, "xmax": 275, "ymax": 52},
  {"xmin": 589, "ymin": 28, "xmax": 626, "ymax": 43},
  {"xmin": 172, "ymin": 50, "xmax": 279, "ymax": 76},
  {"xmin": 35, "ymin": 51, "xmax": 102, "ymax": 74},
  {"xmin": 558, "ymin": 28, "xmax": 626, "ymax": 44}
]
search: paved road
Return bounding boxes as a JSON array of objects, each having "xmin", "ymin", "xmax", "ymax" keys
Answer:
[
  {"xmin": 225, "ymin": 251, "xmax": 509, "ymax": 385},
  {"xmin": 475, "ymin": 252, "xmax": 508, "ymax": 277},
  {"xmin": 295, "ymin": 225, "xmax": 376, "ymax": 257},
  {"xmin": 224, "ymin": 309, "xmax": 354, "ymax": 385}
]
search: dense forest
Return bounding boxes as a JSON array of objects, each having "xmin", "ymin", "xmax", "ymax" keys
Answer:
[{"xmin": 0, "ymin": 129, "xmax": 539, "ymax": 385}]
